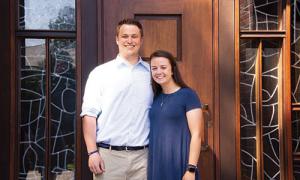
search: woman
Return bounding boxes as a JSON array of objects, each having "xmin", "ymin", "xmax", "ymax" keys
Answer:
[{"xmin": 148, "ymin": 50, "xmax": 203, "ymax": 180}]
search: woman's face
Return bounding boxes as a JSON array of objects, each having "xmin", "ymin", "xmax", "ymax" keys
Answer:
[{"xmin": 150, "ymin": 57, "xmax": 174, "ymax": 86}]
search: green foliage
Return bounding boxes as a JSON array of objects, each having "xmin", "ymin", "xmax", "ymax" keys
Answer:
[{"xmin": 49, "ymin": 6, "xmax": 75, "ymax": 31}]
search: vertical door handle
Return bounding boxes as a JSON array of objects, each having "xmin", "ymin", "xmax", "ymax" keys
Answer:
[{"xmin": 201, "ymin": 103, "xmax": 212, "ymax": 152}]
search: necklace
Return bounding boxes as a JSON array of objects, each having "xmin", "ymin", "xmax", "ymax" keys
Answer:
[
  {"xmin": 160, "ymin": 87, "xmax": 181, "ymax": 107},
  {"xmin": 160, "ymin": 94, "xmax": 169, "ymax": 107}
]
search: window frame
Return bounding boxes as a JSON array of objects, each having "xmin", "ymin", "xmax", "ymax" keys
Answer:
[
  {"xmin": 9, "ymin": 0, "xmax": 82, "ymax": 179},
  {"xmin": 235, "ymin": 0, "xmax": 293, "ymax": 179}
]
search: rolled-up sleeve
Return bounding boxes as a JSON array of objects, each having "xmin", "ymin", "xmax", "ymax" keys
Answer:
[{"xmin": 80, "ymin": 68, "xmax": 102, "ymax": 118}]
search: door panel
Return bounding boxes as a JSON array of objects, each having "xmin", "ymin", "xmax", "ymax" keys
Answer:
[{"xmin": 101, "ymin": 0, "xmax": 214, "ymax": 179}]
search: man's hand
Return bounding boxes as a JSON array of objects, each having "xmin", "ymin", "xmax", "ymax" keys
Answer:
[{"xmin": 88, "ymin": 152, "xmax": 105, "ymax": 175}]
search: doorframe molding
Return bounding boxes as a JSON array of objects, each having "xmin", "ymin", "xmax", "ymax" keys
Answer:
[
  {"xmin": 0, "ymin": 0, "xmax": 13, "ymax": 179},
  {"xmin": 218, "ymin": 0, "xmax": 237, "ymax": 179},
  {"xmin": 213, "ymin": 0, "xmax": 220, "ymax": 179},
  {"xmin": 9, "ymin": 0, "xmax": 17, "ymax": 178}
]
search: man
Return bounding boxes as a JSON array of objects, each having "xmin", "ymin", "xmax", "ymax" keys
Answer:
[{"xmin": 80, "ymin": 18, "xmax": 153, "ymax": 180}]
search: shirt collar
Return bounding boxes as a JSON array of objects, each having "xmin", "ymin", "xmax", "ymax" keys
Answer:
[{"xmin": 116, "ymin": 55, "xmax": 150, "ymax": 72}]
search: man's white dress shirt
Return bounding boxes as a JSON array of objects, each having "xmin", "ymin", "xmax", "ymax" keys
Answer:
[{"xmin": 81, "ymin": 55, "xmax": 153, "ymax": 146}]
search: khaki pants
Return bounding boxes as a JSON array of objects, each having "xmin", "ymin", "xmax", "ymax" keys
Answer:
[{"xmin": 93, "ymin": 147, "xmax": 148, "ymax": 180}]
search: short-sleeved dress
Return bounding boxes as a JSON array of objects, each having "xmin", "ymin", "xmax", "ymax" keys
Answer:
[{"xmin": 148, "ymin": 87, "xmax": 202, "ymax": 180}]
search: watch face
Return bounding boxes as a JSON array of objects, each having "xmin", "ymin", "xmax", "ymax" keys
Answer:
[{"xmin": 187, "ymin": 166, "xmax": 196, "ymax": 173}]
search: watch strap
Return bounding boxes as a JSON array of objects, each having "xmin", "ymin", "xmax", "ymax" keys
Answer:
[{"xmin": 186, "ymin": 164, "xmax": 197, "ymax": 173}]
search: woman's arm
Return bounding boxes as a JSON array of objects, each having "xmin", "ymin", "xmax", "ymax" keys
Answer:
[{"xmin": 183, "ymin": 108, "xmax": 204, "ymax": 180}]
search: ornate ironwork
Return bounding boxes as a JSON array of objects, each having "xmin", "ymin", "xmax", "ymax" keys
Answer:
[
  {"xmin": 240, "ymin": 39, "xmax": 258, "ymax": 180},
  {"xmin": 18, "ymin": 39, "xmax": 76, "ymax": 179},
  {"xmin": 261, "ymin": 40, "xmax": 280, "ymax": 179},
  {"xmin": 240, "ymin": 0, "xmax": 279, "ymax": 30}
]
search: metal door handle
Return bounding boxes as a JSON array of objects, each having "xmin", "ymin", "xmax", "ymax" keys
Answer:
[{"xmin": 201, "ymin": 103, "xmax": 212, "ymax": 152}]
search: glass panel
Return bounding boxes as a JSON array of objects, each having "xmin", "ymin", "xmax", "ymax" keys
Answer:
[
  {"xmin": 240, "ymin": 39, "xmax": 259, "ymax": 180},
  {"xmin": 261, "ymin": 40, "xmax": 280, "ymax": 180},
  {"xmin": 291, "ymin": 1, "xmax": 300, "ymax": 178},
  {"xmin": 50, "ymin": 39, "xmax": 76, "ymax": 178},
  {"xmin": 294, "ymin": 160, "xmax": 300, "ymax": 180},
  {"xmin": 19, "ymin": 0, "xmax": 75, "ymax": 30},
  {"xmin": 292, "ymin": 111, "xmax": 300, "ymax": 153},
  {"xmin": 18, "ymin": 39, "xmax": 46, "ymax": 179},
  {"xmin": 291, "ymin": 0, "xmax": 300, "ymax": 103},
  {"xmin": 240, "ymin": 0, "xmax": 280, "ymax": 30}
]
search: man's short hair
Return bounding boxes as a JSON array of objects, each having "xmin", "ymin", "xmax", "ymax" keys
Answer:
[{"xmin": 116, "ymin": 18, "xmax": 144, "ymax": 37}]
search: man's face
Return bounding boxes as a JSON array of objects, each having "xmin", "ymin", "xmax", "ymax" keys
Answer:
[{"xmin": 116, "ymin": 24, "xmax": 143, "ymax": 59}]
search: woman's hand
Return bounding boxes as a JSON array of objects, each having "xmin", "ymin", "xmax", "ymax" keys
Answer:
[{"xmin": 182, "ymin": 171, "xmax": 195, "ymax": 180}]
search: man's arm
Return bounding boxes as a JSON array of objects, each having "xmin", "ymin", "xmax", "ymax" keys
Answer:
[{"xmin": 82, "ymin": 115, "xmax": 105, "ymax": 174}]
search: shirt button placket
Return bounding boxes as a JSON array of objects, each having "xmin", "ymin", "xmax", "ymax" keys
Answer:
[{"xmin": 127, "ymin": 66, "xmax": 134, "ymax": 145}]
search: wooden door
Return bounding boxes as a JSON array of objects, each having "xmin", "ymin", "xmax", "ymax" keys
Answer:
[{"xmin": 99, "ymin": 0, "xmax": 214, "ymax": 179}]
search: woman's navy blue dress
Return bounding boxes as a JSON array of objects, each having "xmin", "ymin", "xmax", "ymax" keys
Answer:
[{"xmin": 148, "ymin": 88, "xmax": 201, "ymax": 180}]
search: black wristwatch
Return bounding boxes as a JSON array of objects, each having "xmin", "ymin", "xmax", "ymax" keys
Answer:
[{"xmin": 186, "ymin": 164, "xmax": 197, "ymax": 173}]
